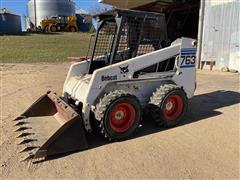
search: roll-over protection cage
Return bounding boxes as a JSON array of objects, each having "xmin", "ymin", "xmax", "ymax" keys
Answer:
[{"xmin": 87, "ymin": 9, "xmax": 168, "ymax": 73}]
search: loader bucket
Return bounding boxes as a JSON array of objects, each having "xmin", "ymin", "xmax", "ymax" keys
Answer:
[{"xmin": 14, "ymin": 91, "xmax": 88, "ymax": 162}]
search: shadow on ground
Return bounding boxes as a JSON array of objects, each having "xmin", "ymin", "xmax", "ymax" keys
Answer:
[{"xmin": 40, "ymin": 90, "xmax": 240, "ymax": 163}]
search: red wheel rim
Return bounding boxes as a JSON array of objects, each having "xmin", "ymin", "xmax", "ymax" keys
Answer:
[
  {"xmin": 109, "ymin": 102, "xmax": 136, "ymax": 133},
  {"xmin": 163, "ymin": 95, "xmax": 183, "ymax": 121}
]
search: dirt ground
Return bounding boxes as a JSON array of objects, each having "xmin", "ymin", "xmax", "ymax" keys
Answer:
[{"xmin": 1, "ymin": 63, "xmax": 239, "ymax": 179}]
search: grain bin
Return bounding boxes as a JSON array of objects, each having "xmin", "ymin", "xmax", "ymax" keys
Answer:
[
  {"xmin": 28, "ymin": 0, "xmax": 75, "ymax": 27},
  {"xmin": 76, "ymin": 9, "xmax": 92, "ymax": 32},
  {"xmin": 0, "ymin": 8, "xmax": 21, "ymax": 33}
]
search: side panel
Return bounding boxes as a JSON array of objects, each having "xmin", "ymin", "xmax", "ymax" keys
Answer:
[
  {"xmin": 173, "ymin": 38, "xmax": 197, "ymax": 98},
  {"xmin": 103, "ymin": 78, "xmax": 174, "ymax": 107},
  {"xmin": 63, "ymin": 61, "xmax": 90, "ymax": 94}
]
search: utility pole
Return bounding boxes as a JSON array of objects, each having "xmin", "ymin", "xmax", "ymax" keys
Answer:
[{"xmin": 34, "ymin": 0, "xmax": 37, "ymax": 30}]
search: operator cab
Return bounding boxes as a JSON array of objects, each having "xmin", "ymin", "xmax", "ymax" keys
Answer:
[{"xmin": 86, "ymin": 9, "xmax": 175, "ymax": 75}]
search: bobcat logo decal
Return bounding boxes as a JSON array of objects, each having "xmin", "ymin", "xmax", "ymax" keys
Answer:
[{"xmin": 119, "ymin": 65, "xmax": 129, "ymax": 74}]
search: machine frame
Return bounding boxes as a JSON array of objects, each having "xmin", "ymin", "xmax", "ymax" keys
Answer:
[
  {"xmin": 15, "ymin": 9, "xmax": 197, "ymax": 161},
  {"xmin": 63, "ymin": 9, "xmax": 197, "ymax": 132}
]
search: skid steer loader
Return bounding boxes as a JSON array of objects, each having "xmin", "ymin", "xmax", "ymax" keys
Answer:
[{"xmin": 14, "ymin": 9, "xmax": 197, "ymax": 161}]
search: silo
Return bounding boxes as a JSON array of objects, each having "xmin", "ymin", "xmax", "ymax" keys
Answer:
[
  {"xmin": 76, "ymin": 9, "xmax": 92, "ymax": 32},
  {"xmin": 0, "ymin": 8, "xmax": 21, "ymax": 33},
  {"xmin": 76, "ymin": 14, "xmax": 92, "ymax": 32},
  {"xmin": 28, "ymin": 0, "xmax": 75, "ymax": 27}
]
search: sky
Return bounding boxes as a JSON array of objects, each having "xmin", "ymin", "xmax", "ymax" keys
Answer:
[{"xmin": 0, "ymin": 0, "xmax": 105, "ymax": 16}]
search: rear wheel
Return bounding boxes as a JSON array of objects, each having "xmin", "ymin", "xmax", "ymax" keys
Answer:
[
  {"xmin": 69, "ymin": 26, "xmax": 77, "ymax": 32},
  {"xmin": 49, "ymin": 24, "xmax": 57, "ymax": 32},
  {"xmin": 93, "ymin": 90, "xmax": 141, "ymax": 141},
  {"xmin": 149, "ymin": 84, "xmax": 188, "ymax": 127}
]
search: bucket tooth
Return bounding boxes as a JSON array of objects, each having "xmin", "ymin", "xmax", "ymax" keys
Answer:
[
  {"xmin": 17, "ymin": 138, "xmax": 37, "ymax": 145},
  {"xmin": 19, "ymin": 146, "xmax": 39, "ymax": 153},
  {"xmin": 15, "ymin": 126, "xmax": 32, "ymax": 132},
  {"xmin": 20, "ymin": 149, "xmax": 38, "ymax": 162},
  {"xmin": 14, "ymin": 116, "xmax": 26, "ymax": 121},
  {"xmin": 20, "ymin": 153, "xmax": 35, "ymax": 162},
  {"xmin": 14, "ymin": 121, "xmax": 28, "ymax": 126},
  {"xmin": 16, "ymin": 132, "xmax": 34, "ymax": 138}
]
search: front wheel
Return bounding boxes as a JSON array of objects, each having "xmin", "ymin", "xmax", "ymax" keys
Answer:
[
  {"xmin": 44, "ymin": 25, "xmax": 49, "ymax": 32},
  {"xmin": 149, "ymin": 84, "xmax": 188, "ymax": 127},
  {"xmin": 93, "ymin": 90, "xmax": 141, "ymax": 141}
]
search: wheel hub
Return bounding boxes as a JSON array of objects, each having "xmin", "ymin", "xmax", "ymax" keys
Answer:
[
  {"xmin": 115, "ymin": 110, "xmax": 125, "ymax": 120},
  {"xmin": 166, "ymin": 101, "xmax": 174, "ymax": 111},
  {"xmin": 109, "ymin": 102, "xmax": 136, "ymax": 132},
  {"xmin": 163, "ymin": 95, "xmax": 183, "ymax": 121}
]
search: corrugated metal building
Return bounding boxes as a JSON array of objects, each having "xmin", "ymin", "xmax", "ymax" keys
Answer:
[
  {"xmin": 0, "ymin": 8, "xmax": 22, "ymax": 33},
  {"xmin": 201, "ymin": 0, "xmax": 240, "ymax": 71},
  {"xmin": 100, "ymin": 0, "xmax": 240, "ymax": 71}
]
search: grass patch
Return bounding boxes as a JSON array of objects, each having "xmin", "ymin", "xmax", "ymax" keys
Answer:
[{"xmin": 0, "ymin": 32, "xmax": 92, "ymax": 63}]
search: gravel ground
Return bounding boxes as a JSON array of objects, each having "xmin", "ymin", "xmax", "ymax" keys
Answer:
[{"xmin": 1, "ymin": 63, "xmax": 239, "ymax": 179}]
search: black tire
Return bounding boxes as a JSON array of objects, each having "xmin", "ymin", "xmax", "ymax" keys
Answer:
[
  {"xmin": 69, "ymin": 26, "xmax": 77, "ymax": 32},
  {"xmin": 49, "ymin": 24, "xmax": 57, "ymax": 32},
  {"xmin": 44, "ymin": 25, "xmax": 49, "ymax": 32},
  {"xmin": 149, "ymin": 84, "xmax": 188, "ymax": 128},
  {"xmin": 93, "ymin": 90, "xmax": 141, "ymax": 141}
]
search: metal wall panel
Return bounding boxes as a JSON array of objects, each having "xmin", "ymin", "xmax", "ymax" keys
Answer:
[
  {"xmin": 201, "ymin": 0, "xmax": 240, "ymax": 71},
  {"xmin": 0, "ymin": 14, "xmax": 21, "ymax": 33},
  {"xmin": 28, "ymin": 0, "xmax": 75, "ymax": 26}
]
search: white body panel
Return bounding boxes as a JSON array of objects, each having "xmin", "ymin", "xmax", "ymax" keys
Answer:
[{"xmin": 64, "ymin": 38, "xmax": 197, "ymax": 132}]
